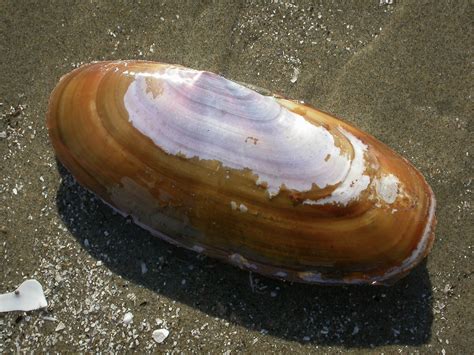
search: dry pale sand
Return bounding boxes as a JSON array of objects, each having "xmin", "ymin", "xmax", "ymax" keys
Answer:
[{"xmin": 1, "ymin": 1, "xmax": 472, "ymax": 353}]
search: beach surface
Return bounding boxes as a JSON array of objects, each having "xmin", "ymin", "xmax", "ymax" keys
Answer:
[{"xmin": 1, "ymin": 1, "xmax": 472, "ymax": 353}]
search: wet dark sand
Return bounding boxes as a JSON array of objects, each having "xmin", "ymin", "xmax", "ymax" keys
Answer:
[{"xmin": 1, "ymin": 1, "xmax": 472, "ymax": 353}]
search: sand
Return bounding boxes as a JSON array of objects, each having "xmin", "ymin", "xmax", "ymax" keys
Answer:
[{"xmin": 1, "ymin": 1, "xmax": 472, "ymax": 353}]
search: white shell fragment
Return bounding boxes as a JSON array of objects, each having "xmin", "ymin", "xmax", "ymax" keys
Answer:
[
  {"xmin": 55, "ymin": 322, "xmax": 66, "ymax": 332},
  {"xmin": 123, "ymin": 312, "xmax": 134, "ymax": 325},
  {"xmin": 290, "ymin": 67, "xmax": 300, "ymax": 83},
  {"xmin": 152, "ymin": 328, "xmax": 170, "ymax": 343},
  {"xmin": 0, "ymin": 279, "xmax": 48, "ymax": 312}
]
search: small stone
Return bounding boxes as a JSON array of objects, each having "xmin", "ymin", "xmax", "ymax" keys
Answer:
[
  {"xmin": 140, "ymin": 261, "xmax": 148, "ymax": 274},
  {"xmin": 0, "ymin": 131, "xmax": 6, "ymax": 138},
  {"xmin": 152, "ymin": 328, "xmax": 169, "ymax": 343},
  {"xmin": 123, "ymin": 312, "xmax": 133, "ymax": 325}
]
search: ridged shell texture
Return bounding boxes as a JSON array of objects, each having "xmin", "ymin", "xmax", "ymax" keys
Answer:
[{"xmin": 47, "ymin": 61, "xmax": 436, "ymax": 285}]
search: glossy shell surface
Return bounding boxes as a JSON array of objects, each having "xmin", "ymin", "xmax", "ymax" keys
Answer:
[{"xmin": 47, "ymin": 61, "xmax": 436, "ymax": 285}]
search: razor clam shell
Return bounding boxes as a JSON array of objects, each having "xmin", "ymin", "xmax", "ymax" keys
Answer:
[{"xmin": 47, "ymin": 61, "xmax": 436, "ymax": 285}]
